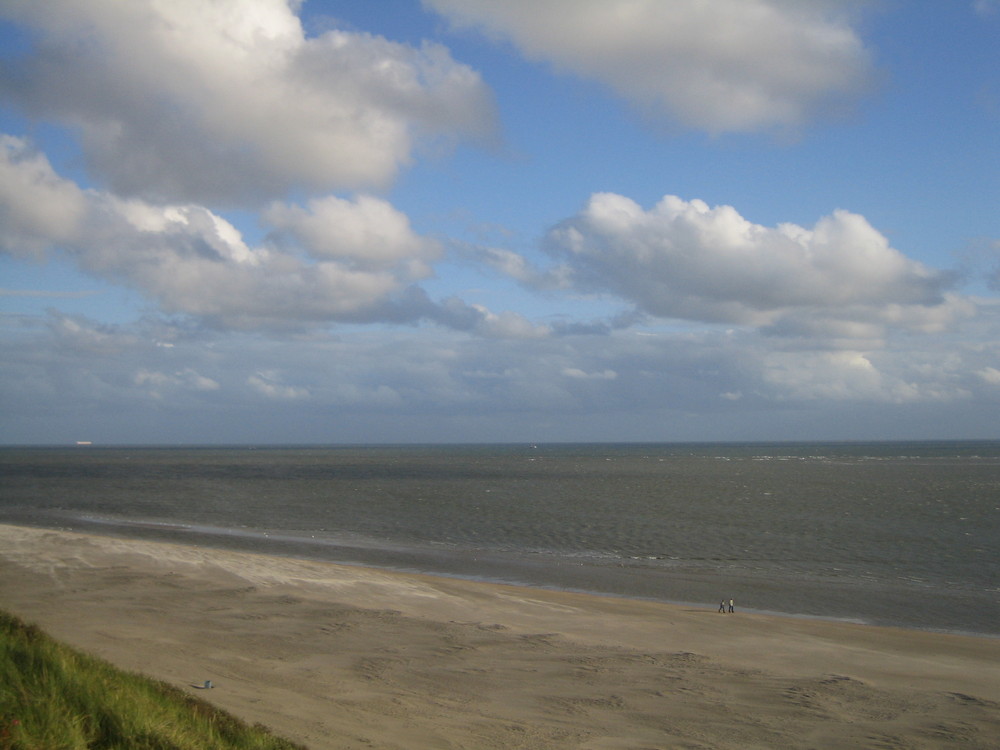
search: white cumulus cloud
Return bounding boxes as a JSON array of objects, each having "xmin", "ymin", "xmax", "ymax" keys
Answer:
[
  {"xmin": 426, "ymin": 0, "xmax": 874, "ymax": 133},
  {"xmin": 265, "ymin": 195, "xmax": 441, "ymax": 276},
  {"xmin": 543, "ymin": 193, "xmax": 959, "ymax": 337},
  {"xmin": 0, "ymin": 136, "xmax": 87, "ymax": 257},
  {"xmin": 0, "ymin": 0, "xmax": 497, "ymax": 204},
  {"xmin": 0, "ymin": 134, "xmax": 543, "ymax": 334}
]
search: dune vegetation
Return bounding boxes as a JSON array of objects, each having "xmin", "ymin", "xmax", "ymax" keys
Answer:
[{"xmin": 0, "ymin": 610, "xmax": 306, "ymax": 750}]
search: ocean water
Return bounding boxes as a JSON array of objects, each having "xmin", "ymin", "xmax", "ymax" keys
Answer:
[{"xmin": 1, "ymin": 442, "xmax": 997, "ymax": 636}]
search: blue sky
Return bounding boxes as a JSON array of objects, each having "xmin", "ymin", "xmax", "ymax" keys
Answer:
[{"xmin": 1, "ymin": 0, "xmax": 998, "ymax": 445}]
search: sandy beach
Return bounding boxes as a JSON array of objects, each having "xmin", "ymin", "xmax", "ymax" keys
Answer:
[{"xmin": 1, "ymin": 524, "xmax": 997, "ymax": 749}]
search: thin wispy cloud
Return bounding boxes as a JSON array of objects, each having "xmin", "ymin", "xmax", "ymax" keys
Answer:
[{"xmin": 0, "ymin": 288, "xmax": 100, "ymax": 298}]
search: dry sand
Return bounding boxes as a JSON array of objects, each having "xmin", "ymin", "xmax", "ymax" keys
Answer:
[{"xmin": 1, "ymin": 524, "xmax": 997, "ymax": 749}]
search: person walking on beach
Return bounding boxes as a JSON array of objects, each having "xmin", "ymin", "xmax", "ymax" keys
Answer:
[
  {"xmin": 728, "ymin": 598, "xmax": 734, "ymax": 613},
  {"xmin": 719, "ymin": 600, "xmax": 726, "ymax": 613}
]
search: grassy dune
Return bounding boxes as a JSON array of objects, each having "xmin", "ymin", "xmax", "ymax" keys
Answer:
[{"xmin": 0, "ymin": 610, "xmax": 306, "ymax": 750}]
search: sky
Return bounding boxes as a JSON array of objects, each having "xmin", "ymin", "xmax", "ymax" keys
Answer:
[{"xmin": 0, "ymin": 0, "xmax": 998, "ymax": 446}]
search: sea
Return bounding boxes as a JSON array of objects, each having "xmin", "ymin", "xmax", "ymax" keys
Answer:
[{"xmin": 1, "ymin": 442, "xmax": 997, "ymax": 636}]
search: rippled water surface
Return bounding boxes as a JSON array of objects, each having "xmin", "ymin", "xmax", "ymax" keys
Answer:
[{"xmin": 2, "ymin": 442, "xmax": 998, "ymax": 634}]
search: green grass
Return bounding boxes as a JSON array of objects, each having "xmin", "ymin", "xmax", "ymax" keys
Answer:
[{"xmin": 0, "ymin": 610, "xmax": 307, "ymax": 750}]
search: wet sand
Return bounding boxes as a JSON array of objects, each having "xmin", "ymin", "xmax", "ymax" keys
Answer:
[{"xmin": 1, "ymin": 524, "xmax": 997, "ymax": 748}]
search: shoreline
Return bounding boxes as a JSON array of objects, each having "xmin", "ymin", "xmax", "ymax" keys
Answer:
[
  {"xmin": 9, "ymin": 516, "xmax": 994, "ymax": 639},
  {"xmin": 2, "ymin": 523, "xmax": 998, "ymax": 748}
]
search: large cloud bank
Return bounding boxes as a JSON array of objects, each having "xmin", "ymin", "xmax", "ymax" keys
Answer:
[{"xmin": 1, "ymin": 0, "xmax": 996, "ymax": 443}]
